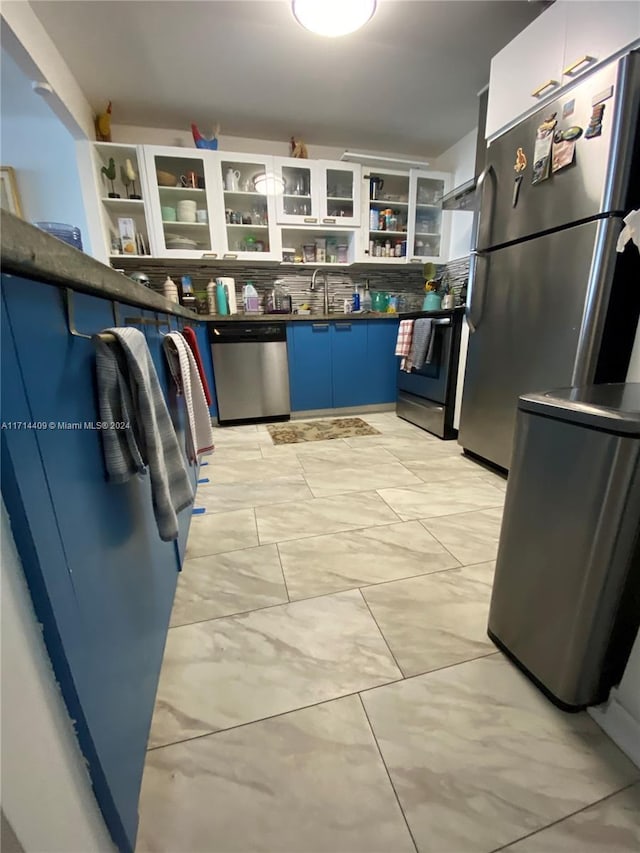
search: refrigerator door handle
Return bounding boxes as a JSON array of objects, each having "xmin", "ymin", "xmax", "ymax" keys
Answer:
[
  {"xmin": 473, "ymin": 164, "xmax": 496, "ymax": 252},
  {"xmin": 466, "ymin": 250, "xmax": 489, "ymax": 333}
]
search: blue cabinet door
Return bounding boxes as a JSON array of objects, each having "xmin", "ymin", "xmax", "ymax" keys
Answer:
[
  {"xmin": 287, "ymin": 322, "xmax": 332, "ymax": 411},
  {"xmin": 330, "ymin": 321, "xmax": 370, "ymax": 408},
  {"xmin": 1, "ymin": 277, "xmax": 180, "ymax": 853},
  {"xmin": 193, "ymin": 321, "xmax": 217, "ymax": 417},
  {"xmin": 367, "ymin": 320, "xmax": 400, "ymax": 403}
]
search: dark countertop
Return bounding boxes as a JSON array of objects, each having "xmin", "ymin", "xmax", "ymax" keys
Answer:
[
  {"xmin": 0, "ymin": 210, "xmax": 198, "ymax": 320},
  {"xmin": 203, "ymin": 307, "xmax": 465, "ymax": 322}
]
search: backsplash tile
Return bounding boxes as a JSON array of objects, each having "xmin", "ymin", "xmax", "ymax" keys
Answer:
[{"xmin": 115, "ymin": 257, "xmax": 469, "ymax": 314}]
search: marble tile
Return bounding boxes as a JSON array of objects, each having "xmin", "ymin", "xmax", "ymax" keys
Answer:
[
  {"xmin": 377, "ymin": 478, "xmax": 505, "ymax": 521},
  {"xmin": 362, "ymin": 656, "xmax": 639, "ymax": 853},
  {"xmin": 298, "ymin": 445, "xmax": 399, "ymax": 471},
  {"xmin": 402, "ymin": 453, "xmax": 488, "ymax": 483},
  {"xmin": 208, "ymin": 445, "xmax": 264, "ymax": 461},
  {"xmin": 279, "ymin": 520, "xmax": 460, "ymax": 599},
  {"xmin": 480, "ymin": 471, "xmax": 509, "ymax": 492},
  {"xmin": 362, "ymin": 563, "xmax": 496, "ymax": 676},
  {"xmin": 504, "ymin": 783, "xmax": 640, "ymax": 852},
  {"xmin": 170, "ymin": 545, "xmax": 288, "ymax": 627},
  {"xmin": 203, "ymin": 455, "xmax": 302, "ymax": 485},
  {"xmin": 185, "ymin": 508, "xmax": 258, "ymax": 559},
  {"xmin": 138, "ymin": 696, "xmax": 415, "ymax": 853},
  {"xmin": 383, "ymin": 437, "xmax": 468, "ymax": 460},
  {"xmin": 255, "ymin": 491, "xmax": 400, "ymax": 545},
  {"xmin": 304, "ymin": 460, "xmax": 423, "ymax": 498},
  {"xmin": 149, "ymin": 590, "xmax": 401, "ymax": 747},
  {"xmin": 343, "ymin": 433, "xmax": 444, "ymax": 453},
  {"xmin": 196, "ymin": 474, "xmax": 313, "ymax": 513},
  {"xmin": 421, "ymin": 507, "xmax": 503, "ymax": 565},
  {"xmin": 259, "ymin": 437, "xmax": 352, "ymax": 458}
]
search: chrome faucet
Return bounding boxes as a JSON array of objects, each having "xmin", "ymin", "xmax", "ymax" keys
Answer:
[{"xmin": 310, "ymin": 268, "xmax": 330, "ymax": 315}]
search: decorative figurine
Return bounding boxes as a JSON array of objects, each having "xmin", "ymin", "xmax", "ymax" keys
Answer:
[
  {"xmin": 124, "ymin": 158, "xmax": 141, "ymax": 199},
  {"xmin": 191, "ymin": 122, "xmax": 219, "ymax": 150},
  {"xmin": 290, "ymin": 136, "xmax": 308, "ymax": 158},
  {"xmin": 101, "ymin": 157, "xmax": 119, "ymax": 198},
  {"xmin": 95, "ymin": 100, "xmax": 112, "ymax": 142}
]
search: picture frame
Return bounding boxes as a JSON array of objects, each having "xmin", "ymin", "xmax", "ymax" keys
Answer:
[{"xmin": 0, "ymin": 166, "xmax": 23, "ymax": 217}]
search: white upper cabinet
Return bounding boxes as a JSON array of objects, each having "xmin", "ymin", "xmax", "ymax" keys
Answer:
[
  {"xmin": 213, "ymin": 152, "xmax": 281, "ymax": 261},
  {"xmin": 486, "ymin": 2, "xmax": 566, "ymax": 141},
  {"xmin": 273, "ymin": 157, "xmax": 361, "ymax": 227},
  {"xmin": 561, "ymin": 2, "xmax": 640, "ymax": 86},
  {"xmin": 273, "ymin": 157, "xmax": 321, "ymax": 225},
  {"xmin": 486, "ymin": 1, "xmax": 640, "ymax": 140}
]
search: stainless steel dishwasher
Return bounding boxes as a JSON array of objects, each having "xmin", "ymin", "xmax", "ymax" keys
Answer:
[{"xmin": 209, "ymin": 322, "xmax": 290, "ymax": 424}]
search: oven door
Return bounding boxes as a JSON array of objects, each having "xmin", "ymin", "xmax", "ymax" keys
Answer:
[{"xmin": 397, "ymin": 320, "xmax": 452, "ymax": 404}]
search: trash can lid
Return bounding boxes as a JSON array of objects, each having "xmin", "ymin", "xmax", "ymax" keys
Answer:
[{"xmin": 519, "ymin": 383, "xmax": 640, "ymax": 435}]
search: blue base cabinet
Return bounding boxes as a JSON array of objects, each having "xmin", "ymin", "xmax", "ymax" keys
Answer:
[
  {"xmin": 366, "ymin": 320, "xmax": 401, "ymax": 404},
  {"xmin": 287, "ymin": 318, "xmax": 400, "ymax": 412},
  {"xmin": 287, "ymin": 322, "xmax": 333, "ymax": 411},
  {"xmin": 331, "ymin": 321, "xmax": 370, "ymax": 408},
  {"xmin": 0, "ymin": 274, "xmax": 203, "ymax": 853}
]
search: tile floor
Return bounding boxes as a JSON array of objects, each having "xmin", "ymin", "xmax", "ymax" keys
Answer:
[{"xmin": 137, "ymin": 411, "xmax": 640, "ymax": 853}]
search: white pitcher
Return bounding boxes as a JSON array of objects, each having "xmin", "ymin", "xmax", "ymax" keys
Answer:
[{"xmin": 224, "ymin": 168, "xmax": 241, "ymax": 192}]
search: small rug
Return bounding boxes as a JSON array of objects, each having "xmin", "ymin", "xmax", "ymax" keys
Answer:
[{"xmin": 267, "ymin": 417, "xmax": 381, "ymax": 445}]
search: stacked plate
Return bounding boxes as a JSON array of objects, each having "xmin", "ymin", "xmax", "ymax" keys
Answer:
[
  {"xmin": 33, "ymin": 221, "xmax": 83, "ymax": 251},
  {"xmin": 164, "ymin": 234, "xmax": 198, "ymax": 250}
]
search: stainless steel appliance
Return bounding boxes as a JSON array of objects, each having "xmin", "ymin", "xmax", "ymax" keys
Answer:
[
  {"xmin": 210, "ymin": 322, "xmax": 290, "ymax": 424},
  {"xmin": 459, "ymin": 52, "xmax": 640, "ymax": 470},
  {"xmin": 488, "ymin": 384, "xmax": 640, "ymax": 710},
  {"xmin": 396, "ymin": 309, "xmax": 463, "ymax": 439}
]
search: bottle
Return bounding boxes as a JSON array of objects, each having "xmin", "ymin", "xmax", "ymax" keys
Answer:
[
  {"xmin": 206, "ymin": 279, "xmax": 217, "ymax": 314},
  {"xmin": 216, "ymin": 281, "xmax": 229, "ymax": 315},
  {"xmin": 362, "ymin": 285, "xmax": 372, "ymax": 313},
  {"xmin": 385, "ymin": 240, "xmax": 391, "ymax": 257},
  {"xmin": 163, "ymin": 276, "xmax": 179, "ymax": 304},
  {"xmin": 369, "ymin": 209, "xmax": 378, "ymax": 231},
  {"xmin": 352, "ymin": 284, "xmax": 361, "ymax": 312}
]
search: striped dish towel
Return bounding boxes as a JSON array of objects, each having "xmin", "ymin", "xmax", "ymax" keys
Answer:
[
  {"xmin": 93, "ymin": 327, "xmax": 194, "ymax": 542},
  {"xmin": 395, "ymin": 319, "xmax": 414, "ymax": 371},
  {"xmin": 163, "ymin": 332, "xmax": 215, "ymax": 461}
]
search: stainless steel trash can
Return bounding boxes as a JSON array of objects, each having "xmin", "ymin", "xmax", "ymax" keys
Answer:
[{"xmin": 488, "ymin": 383, "xmax": 640, "ymax": 710}]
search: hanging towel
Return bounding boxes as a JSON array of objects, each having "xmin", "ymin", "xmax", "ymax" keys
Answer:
[
  {"xmin": 395, "ymin": 320, "xmax": 414, "ymax": 372},
  {"xmin": 182, "ymin": 326, "xmax": 212, "ymax": 406},
  {"xmin": 408, "ymin": 318, "xmax": 434, "ymax": 371},
  {"xmin": 93, "ymin": 327, "xmax": 194, "ymax": 542},
  {"xmin": 163, "ymin": 332, "xmax": 215, "ymax": 461}
]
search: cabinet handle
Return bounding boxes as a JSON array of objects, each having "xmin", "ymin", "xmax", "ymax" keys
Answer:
[
  {"xmin": 335, "ymin": 323, "xmax": 352, "ymax": 329},
  {"xmin": 323, "ymin": 217, "xmax": 336, "ymax": 224},
  {"xmin": 409, "ymin": 257, "xmax": 422, "ymax": 263},
  {"xmin": 563, "ymin": 55, "xmax": 596, "ymax": 76},
  {"xmin": 312, "ymin": 323, "xmax": 329, "ymax": 329},
  {"xmin": 223, "ymin": 253, "xmax": 238, "ymax": 259},
  {"xmin": 304, "ymin": 217, "xmax": 318, "ymax": 223},
  {"xmin": 531, "ymin": 79, "xmax": 559, "ymax": 98}
]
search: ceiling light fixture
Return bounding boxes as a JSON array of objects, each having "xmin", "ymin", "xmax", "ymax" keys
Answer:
[{"xmin": 292, "ymin": 0, "xmax": 377, "ymax": 37}]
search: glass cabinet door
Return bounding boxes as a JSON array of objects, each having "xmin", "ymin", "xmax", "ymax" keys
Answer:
[
  {"xmin": 320, "ymin": 162, "xmax": 360, "ymax": 227},
  {"xmin": 144, "ymin": 147, "xmax": 215, "ymax": 257},
  {"xmin": 362, "ymin": 169, "xmax": 411, "ymax": 263},
  {"xmin": 218, "ymin": 154, "xmax": 279, "ymax": 259},
  {"xmin": 273, "ymin": 158, "xmax": 319, "ymax": 224},
  {"xmin": 408, "ymin": 172, "xmax": 447, "ymax": 262}
]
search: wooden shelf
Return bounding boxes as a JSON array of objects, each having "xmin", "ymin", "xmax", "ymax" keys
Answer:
[
  {"xmin": 416, "ymin": 202, "xmax": 441, "ymax": 209},
  {"xmin": 327, "ymin": 196, "xmax": 354, "ymax": 202},
  {"xmin": 369, "ymin": 230, "xmax": 407, "ymax": 237},
  {"xmin": 158, "ymin": 186, "xmax": 206, "ymax": 195},
  {"xmin": 162, "ymin": 221, "xmax": 209, "ymax": 228},
  {"xmin": 283, "ymin": 193, "xmax": 311, "ymax": 200},
  {"xmin": 415, "ymin": 231, "xmax": 440, "ymax": 237},
  {"xmin": 369, "ymin": 200, "xmax": 409, "ymax": 207},
  {"xmin": 226, "ymin": 223, "xmax": 269, "ymax": 230},
  {"xmin": 223, "ymin": 189, "xmax": 266, "ymax": 197}
]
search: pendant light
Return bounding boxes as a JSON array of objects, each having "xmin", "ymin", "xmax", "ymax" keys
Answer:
[{"xmin": 292, "ymin": 0, "xmax": 377, "ymax": 37}]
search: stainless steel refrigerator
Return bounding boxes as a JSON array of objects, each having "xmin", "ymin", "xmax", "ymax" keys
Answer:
[{"xmin": 459, "ymin": 51, "xmax": 640, "ymax": 470}]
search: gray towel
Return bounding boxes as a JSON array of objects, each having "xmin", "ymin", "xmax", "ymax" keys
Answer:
[
  {"xmin": 408, "ymin": 318, "xmax": 434, "ymax": 370},
  {"xmin": 93, "ymin": 327, "xmax": 194, "ymax": 542}
]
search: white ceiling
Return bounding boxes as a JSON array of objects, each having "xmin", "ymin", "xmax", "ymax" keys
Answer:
[{"xmin": 30, "ymin": 0, "xmax": 543, "ymax": 156}]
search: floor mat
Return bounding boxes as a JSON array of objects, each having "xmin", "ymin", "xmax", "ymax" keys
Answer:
[{"xmin": 267, "ymin": 417, "xmax": 381, "ymax": 445}]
